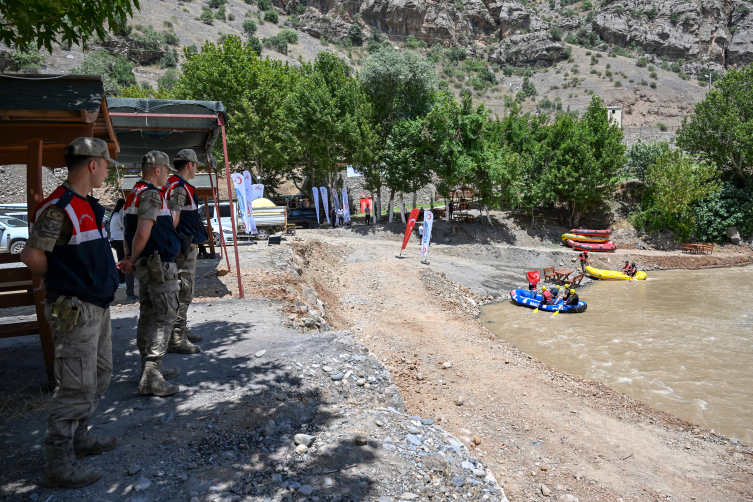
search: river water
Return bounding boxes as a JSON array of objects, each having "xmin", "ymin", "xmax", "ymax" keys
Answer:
[{"xmin": 480, "ymin": 267, "xmax": 753, "ymax": 444}]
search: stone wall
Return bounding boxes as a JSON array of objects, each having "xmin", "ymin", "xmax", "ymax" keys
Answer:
[
  {"xmin": 339, "ymin": 170, "xmax": 439, "ymax": 213},
  {"xmin": 622, "ymin": 131, "xmax": 677, "ymax": 149},
  {"xmin": 0, "ymin": 164, "xmax": 68, "ymax": 205}
]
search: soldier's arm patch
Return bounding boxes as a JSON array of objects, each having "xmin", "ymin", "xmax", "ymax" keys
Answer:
[
  {"xmin": 137, "ymin": 190, "xmax": 162, "ymax": 221},
  {"xmin": 27, "ymin": 206, "xmax": 67, "ymax": 252},
  {"xmin": 168, "ymin": 187, "xmax": 188, "ymax": 211}
]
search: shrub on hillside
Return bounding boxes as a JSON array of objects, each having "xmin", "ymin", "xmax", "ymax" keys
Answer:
[
  {"xmin": 242, "ymin": 19, "xmax": 257, "ymax": 36},
  {"xmin": 264, "ymin": 10, "xmax": 278, "ymax": 24},
  {"xmin": 73, "ymin": 52, "xmax": 136, "ymax": 94},
  {"xmin": 550, "ymin": 26, "xmax": 563, "ymax": 41},
  {"xmin": 200, "ymin": 10, "xmax": 214, "ymax": 24},
  {"xmin": 278, "ymin": 29, "xmax": 298, "ymax": 44},
  {"xmin": 348, "ymin": 24, "xmax": 364, "ymax": 46},
  {"xmin": 636, "ymin": 57, "xmax": 648, "ymax": 67}
]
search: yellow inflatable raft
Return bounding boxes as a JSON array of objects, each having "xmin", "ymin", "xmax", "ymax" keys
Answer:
[
  {"xmin": 585, "ymin": 266, "xmax": 647, "ymax": 281},
  {"xmin": 561, "ymin": 233, "xmax": 609, "ymax": 244}
]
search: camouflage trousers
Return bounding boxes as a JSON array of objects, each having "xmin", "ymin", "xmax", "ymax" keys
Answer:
[
  {"xmin": 135, "ymin": 262, "xmax": 180, "ymax": 362},
  {"xmin": 174, "ymin": 245, "xmax": 197, "ymax": 335},
  {"xmin": 44, "ymin": 300, "xmax": 112, "ymax": 442}
]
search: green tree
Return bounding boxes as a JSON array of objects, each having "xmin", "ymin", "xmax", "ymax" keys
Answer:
[
  {"xmin": 242, "ymin": 19, "xmax": 257, "ymax": 36},
  {"xmin": 540, "ymin": 97, "xmax": 624, "ymax": 225},
  {"xmin": 0, "ymin": 0, "xmax": 141, "ymax": 52},
  {"xmin": 676, "ymin": 64, "xmax": 753, "ymax": 185},
  {"xmin": 693, "ymin": 182, "xmax": 753, "ymax": 242},
  {"xmin": 381, "ymin": 119, "xmax": 435, "ymax": 210},
  {"xmin": 73, "ymin": 51, "xmax": 136, "ymax": 94},
  {"xmin": 624, "ymin": 140, "xmax": 671, "ymax": 181},
  {"xmin": 360, "ymin": 47, "xmax": 437, "ymax": 139},
  {"xmin": 174, "ymin": 35, "xmax": 298, "ymax": 194},
  {"xmin": 286, "ymin": 52, "xmax": 377, "ymax": 189},
  {"xmin": 637, "ymin": 150, "xmax": 721, "ymax": 240},
  {"xmin": 264, "ymin": 10, "xmax": 278, "ymax": 24},
  {"xmin": 348, "ymin": 24, "xmax": 364, "ymax": 46}
]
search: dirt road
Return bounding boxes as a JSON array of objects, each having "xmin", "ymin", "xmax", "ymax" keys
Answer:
[{"xmin": 267, "ymin": 229, "xmax": 753, "ymax": 502}]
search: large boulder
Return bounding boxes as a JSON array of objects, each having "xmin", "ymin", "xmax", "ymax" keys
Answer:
[
  {"xmin": 489, "ymin": 31, "xmax": 566, "ymax": 65},
  {"xmin": 728, "ymin": 226, "xmax": 741, "ymax": 245}
]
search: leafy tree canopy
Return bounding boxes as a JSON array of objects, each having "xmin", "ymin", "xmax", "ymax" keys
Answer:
[
  {"xmin": 0, "ymin": 0, "xmax": 141, "ymax": 52},
  {"xmin": 676, "ymin": 64, "xmax": 753, "ymax": 185}
]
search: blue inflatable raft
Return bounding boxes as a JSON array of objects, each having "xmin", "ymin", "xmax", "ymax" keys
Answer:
[{"xmin": 509, "ymin": 289, "xmax": 587, "ymax": 313}]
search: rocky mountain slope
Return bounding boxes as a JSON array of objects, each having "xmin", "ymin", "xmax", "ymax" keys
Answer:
[{"xmin": 1, "ymin": 0, "xmax": 749, "ymax": 128}]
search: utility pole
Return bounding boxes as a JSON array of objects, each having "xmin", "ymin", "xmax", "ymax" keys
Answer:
[{"xmin": 709, "ymin": 72, "xmax": 712, "ymax": 90}]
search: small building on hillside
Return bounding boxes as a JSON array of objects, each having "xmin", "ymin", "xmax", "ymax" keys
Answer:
[{"xmin": 607, "ymin": 106, "xmax": 623, "ymax": 129}]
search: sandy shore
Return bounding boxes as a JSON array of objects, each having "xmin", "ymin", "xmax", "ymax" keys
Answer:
[{"xmin": 208, "ymin": 222, "xmax": 753, "ymax": 502}]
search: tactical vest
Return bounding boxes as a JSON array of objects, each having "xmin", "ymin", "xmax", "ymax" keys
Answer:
[
  {"xmin": 124, "ymin": 181, "xmax": 181, "ymax": 263},
  {"xmin": 164, "ymin": 174, "xmax": 208, "ymax": 245},
  {"xmin": 32, "ymin": 185, "xmax": 118, "ymax": 308}
]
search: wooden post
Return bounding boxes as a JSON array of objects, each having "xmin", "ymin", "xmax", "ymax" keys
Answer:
[
  {"xmin": 27, "ymin": 140, "xmax": 55, "ymax": 381},
  {"xmin": 204, "ymin": 195, "xmax": 216, "ymax": 257}
]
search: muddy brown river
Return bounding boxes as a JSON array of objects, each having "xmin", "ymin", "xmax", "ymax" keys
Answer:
[{"xmin": 481, "ymin": 266, "xmax": 753, "ymax": 444}]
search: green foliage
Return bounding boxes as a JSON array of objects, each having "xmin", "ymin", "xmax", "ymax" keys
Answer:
[
  {"xmin": 200, "ymin": 10, "xmax": 214, "ymax": 24},
  {"xmin": 581, "ymin": 1, "xmax": 593, "ymax": 10},
  {"xmin": 3, "ymin": 44, "xmax": 46, "ymax": 72},
  {"xmin": 162, "ymin": 32, "xmax": 180, "ymax": 46},
  {"xmin": 360, "ymin": 47, "xmax": 438, "ymax": 139},
  {"xmin": 257, "ymin": 0, "xmax": 271, "ymax": 10},
  {"xmin": 214, "ymin": 6, "xmax": 226, "ymax": 21},
  {"xmin": 656, "ymin": 122, "xmax": 667, "ymax": 131},
  {"xmin": 632, "ymin": 151, "xmax": 721, "ymax": 241},
  {"xmin": 287, "ymin": 52, "xmax": 377, "ymax": 187},
  {"xmin": 73, "ymin": 51, "xmax": 136, "ymax": 95},
  {"xmin": 174, "ymin": 35, "xmax": 298, "ymax": 194},
  {"xmin": 278, "ymin": 29, "xmax": 298, "ymax": 44},
  {"xmin": 693, "ymin": 182, "xmax": 753, "ymax": 242},
  {"xmin": 405, "ymin": 34, "xmax": 428, "ymax": 49},
  {"xmin": 264, "ymin": 33, "xmax": 288, "ymax": 54},
  {"xmin": 297, "ymin": 4, "xmax": 306, "ymax": 14},
  {"xmin": 132, "ymin": 26, "xmax": 164, "ymax": 51},
  {"xmin": 0, "ymin": 0, "xmax": 141, "ymax": 52},
  {"xmin": 445, "ymin": 46, "xmax": 467, "ymax": 63},
  {"xmin": 119, "ymin": 83, "xmax": 175, "ymax": 99},
  {"xmin": 677, "ymin": 64, "xmax": 753, "ymax": 185},
  {"xmin": 160, "ymin": 48, "xmax": 179, "ymax": 68},
  {"xmin": 242, "ymin": 19, "xmax": 257, "ymax": 36},
  {"xmin": 624, "ymin": 141, "xmax": 670, "ymax": 181},
  {"xmin": 263, "ymin": 9, "xmax": 278, "ymax": 24},
  {"xmin": 670, "ymin": 12, "xmax": 680, "ymax": 24},
  {"xmin": 248, "ymin": 36, "xmax": 262, "ymax": 55},
  {"xmin": 649, "ymin": 80, "xmax": 657, "ymax": 89},
  {"xmin": 157, "ymin": 68, "xmax": 179, "ymax": 90},
  {"xmin": 550, "ymin": 26, "xmax": 563, "ymax": 41},
  {"xmin": 636, "ymin": 57, "xmax": 648, "ymax": 67},
  {"xmin": 208, "ymin": 0, "xmax": 225, "ymax": 8},
  {"xmin": 521, "ymin": 77, "xmax": 537, "ymax": 97},
  {"xmin": 348, "ymin": 24, "xmax": 364, "ymax": 46}
]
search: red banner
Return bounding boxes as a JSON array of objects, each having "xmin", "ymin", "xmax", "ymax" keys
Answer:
[
  {"xmin": 527, "ymin": 270, "xmax": 540, "ymax": 284},
  {"xmin": 401, "ymin": 208, "xmax": 421, "ymax": 252}
]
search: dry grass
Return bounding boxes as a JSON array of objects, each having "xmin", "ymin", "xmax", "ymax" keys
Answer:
[{"xmin": 0, "ymin": 387, "xmax": 51, "ymax": 420}]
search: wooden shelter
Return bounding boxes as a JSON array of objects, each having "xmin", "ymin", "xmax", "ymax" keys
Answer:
[
  {"xmin": 106, "ymin": 98, "xmax": 243, "ymax": 296},
  {"xmin": 0, "ymin": 74, "xmax": 119, "ymax": 380}
]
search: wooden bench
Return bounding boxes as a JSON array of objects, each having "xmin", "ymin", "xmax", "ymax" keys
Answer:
[
  {"xmin": 681, "ymin": 243, "xmax": 713, "ymax": 255},
  {"xmin": 570, "ymin": 273, "xmax": 585, "ymax": 287},
  {"xmin": 543, "ymin": 266, "xmax": 556, "ymax": 283},
  {"xmin": 0, "ymin": 254, "xmax": 54, "ymax": 380}
]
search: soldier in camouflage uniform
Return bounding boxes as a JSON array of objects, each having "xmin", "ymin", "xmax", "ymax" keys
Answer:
[
  {"xmin": 21, "ymin": 138, "xmax": 120, "ymax": 488},
  {"xmin": 118, "ymin": 151, "xmax": 183, "ymax": 397},
  {"xmin": 163, "ymin": 149, "xmax": 208, "ymax": 354}
]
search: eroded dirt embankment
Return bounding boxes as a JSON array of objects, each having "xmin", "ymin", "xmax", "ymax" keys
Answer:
[{"xmin": 251, "ymin": 233, "xmax": 753, "ymax": 502}]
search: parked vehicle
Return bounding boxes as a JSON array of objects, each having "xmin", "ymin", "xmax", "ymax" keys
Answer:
[
  {"xmin": 0, "ymin": 204, "xmax": 28, "ymax": 216},
  {"xmin": 0, "ymin": 217, "xmax": 29, "ymax": 254},
  {"xmin": 287, "ymin": 207, "xmax": 320, "ymax": 229},
  {"xmin": 198, "ymin": 199, "xmax": 287, "ymax": 244}
]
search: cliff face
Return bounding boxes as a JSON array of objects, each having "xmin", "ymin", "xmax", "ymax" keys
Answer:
[{"xmin": 294, "ymin": 0, "xmax": 753, "ymax": 68}]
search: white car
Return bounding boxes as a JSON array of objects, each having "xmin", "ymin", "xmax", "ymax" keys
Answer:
[
  {"xmin": 199, "ymin": 199, "xmax": 287, "ymax": 244},
  {"xmin": 0, "ymin": 217, "xmax": 29, "ymax": 254}
]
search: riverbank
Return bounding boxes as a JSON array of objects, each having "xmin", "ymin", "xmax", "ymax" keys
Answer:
[{"xmin": 205, "ymin": 224, "xmax": 752, "ymax": 502}]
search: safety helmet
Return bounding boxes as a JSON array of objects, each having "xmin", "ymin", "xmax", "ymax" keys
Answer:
[
  {"xmin": 570, "ymin": 289, "xmax": 575, "ymax": 294},
  {"xmin": 542, "ymin": 286, "xmax": 547, "ymax": 291},
  {"xmin": 564, "ymin": 283, "xmax": 569, "ymax": 288}
]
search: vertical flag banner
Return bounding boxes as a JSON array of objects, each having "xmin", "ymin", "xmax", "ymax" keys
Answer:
[
  {"xmin": 342, "ymin": 187, "xmax": 351, "ymax": 222},
  {"xmin": 421, "ymin": 210, "xmax": 434, "ymax": 258},
  {"xmin": 242, "ymin": 171, "xmax": 258, "ymax": 234},
  {"xmin": 527, "ymin": 270, "xmax": 540, "ymax": 285},
  {"xmin": 332, "ymin": 192, "xmax": 340, "ymax": 211},
  {"xmin": 251, "ymin": 184, "xmax": 264, "ymax": 201},
  {"xmin": 320, "ymin": 187, "xmax": 330, "ymax": 223},
  {"xmin": 231, "ymin": 173, "xmax": 250, "ymax": 234},
  {"xmin": 312, "ymin": 189, "xmax": 320, "ymax": 224},
  {"xmin": 401, "ymin": 208, "xmax": 421, "ymax": 255}
]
